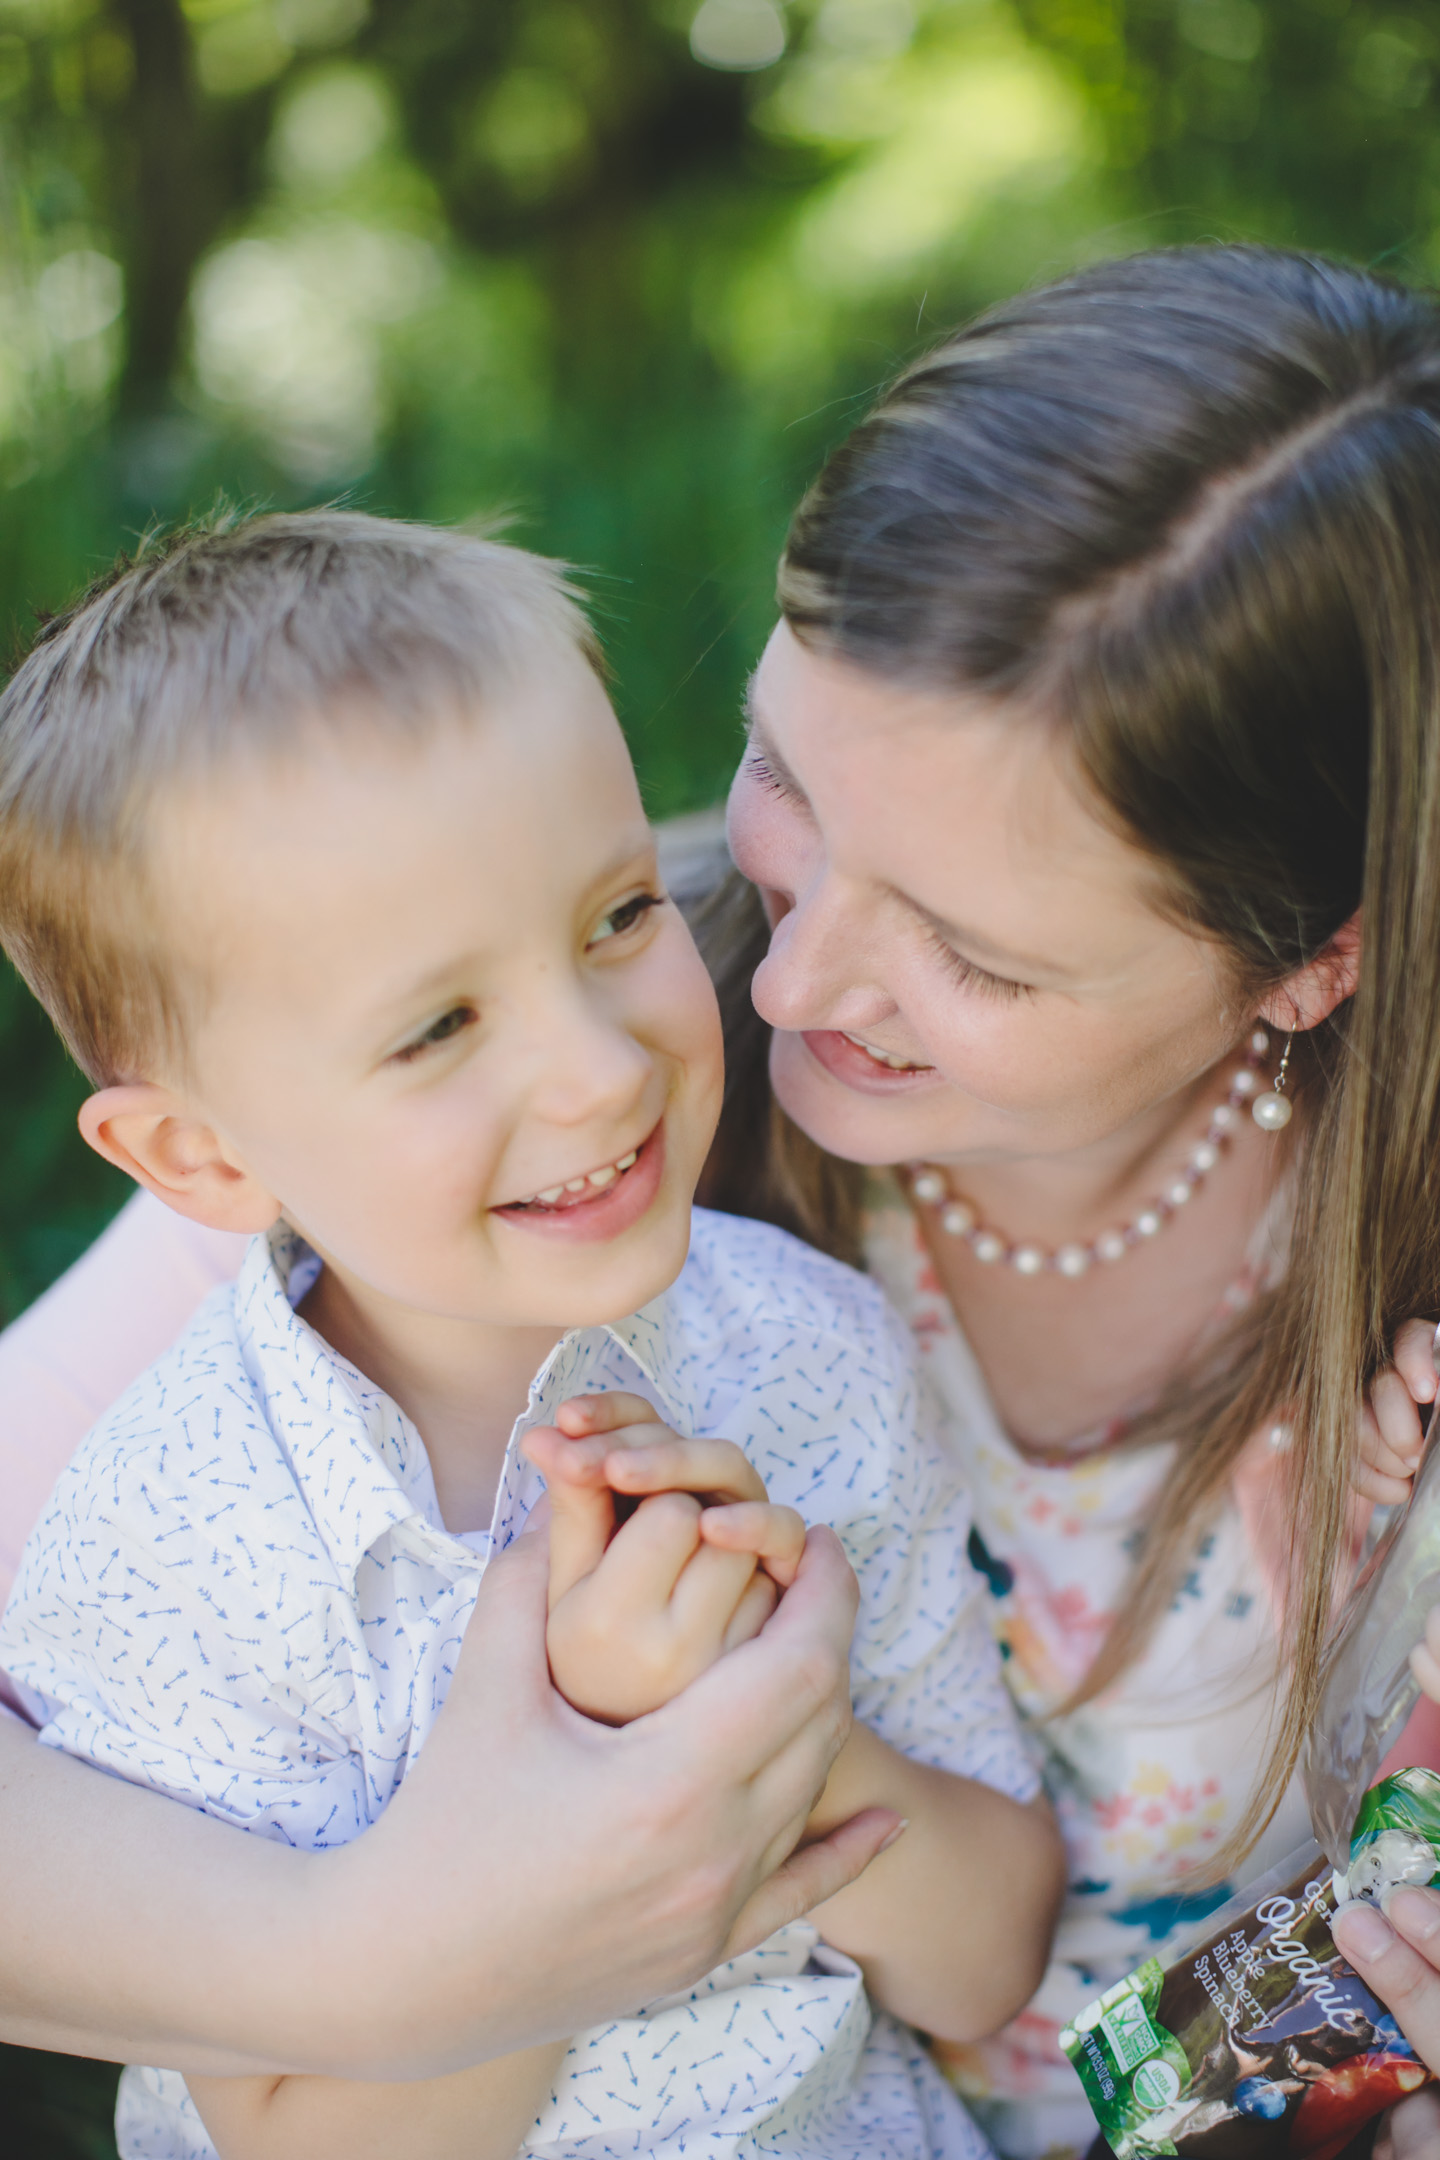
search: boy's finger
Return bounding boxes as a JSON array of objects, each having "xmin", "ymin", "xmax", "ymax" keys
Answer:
[
  {"xmin": 588, "ymin": 1490, "xmax": 707, "ymax": 1610},
  {"xmin": 1372, "ymin": 1369, "xmax": 1426, "ymax": 1468},
  {"xmin": 606, "ymin": 1437, "xmax": 768, "ymax": 1505},
  {"xmin": 523, "ymin": 1429, "xmax": 617, "ymax": 1604},
  {"xmin": 1394, "ymin": 1319, "xmax": 1440, "ymax": 1408},
  {"xmin": 700, "ymin": 1501, "xmax": 808, "ymax": 1589},
  {"xmin": 721, "ymin": 1568, "xmax": 781, "ymax": 1653},
  {"xmin": 555, "ymin": 1392, "xmax": 664, "ymax": 1437},
  {"xmin": 523, "ymin": 1426, "xmax": 614, "ymax": 1488},
  {"xmin": 668, "ymin": 1539, "xmax": 767, "ymax": 1643}
]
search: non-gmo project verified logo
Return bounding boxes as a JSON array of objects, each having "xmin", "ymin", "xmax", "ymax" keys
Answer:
[{"xmin": 1099, "ymin": 1993, "xmax": 1163, "ymax": 2074}]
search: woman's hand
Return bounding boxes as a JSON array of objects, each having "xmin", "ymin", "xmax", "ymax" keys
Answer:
[
  {"xmin": 1356, "ymin": 1320, "xmax": 1438, "ymax": 1506},
  {"xmin": 0, "ymin": 1513, "xmax": 889, "ymax": 2077},
  {"xmin": 1330, "ymin": 1586, "xmax": 1440, "ymax": 2133},
  {"xmin": 1375, "ymin": 2086, "xmax": 1440, "ymax": 2159}
]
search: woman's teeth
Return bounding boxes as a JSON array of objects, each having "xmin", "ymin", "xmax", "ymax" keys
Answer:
[
  {"xmin": 841, "ymin": 1031, "xmax": 927, "ymax": 1072},
  {"xmin": 521, "ymin": 1149, "xmax": 639, "ymax": 1208}
]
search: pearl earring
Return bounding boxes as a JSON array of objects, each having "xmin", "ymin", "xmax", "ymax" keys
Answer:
[{"xmin": 1252, "ymin": 1030, "xmax": 1295, "ymax": 1131}]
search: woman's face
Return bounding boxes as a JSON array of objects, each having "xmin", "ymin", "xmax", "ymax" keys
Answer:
[{"xmin": 726, "ymin": 623, "xmax": 1253, "ymax": 1171}]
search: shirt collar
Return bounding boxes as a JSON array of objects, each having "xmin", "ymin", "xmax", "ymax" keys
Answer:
[{"xmin": 231, "ymin": 1226, "xmax": 698, "ymax": 1590}]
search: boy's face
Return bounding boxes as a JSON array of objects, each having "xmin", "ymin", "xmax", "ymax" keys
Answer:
[{"xmin": 151, "ymin": 655, "xmax": 724, "ymax": 1332}]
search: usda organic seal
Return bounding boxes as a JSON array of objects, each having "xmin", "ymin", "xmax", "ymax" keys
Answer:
[{"xmin": 1132, "ymin": 2059, "xmax": 1181, "ymax": 2111}]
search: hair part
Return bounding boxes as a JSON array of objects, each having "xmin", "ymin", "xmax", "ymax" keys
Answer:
[
  {"xmin": 0, "ymin": 508, "xmax": 599, "ymax": 1086},
  {"xmin": 755, "ymin": 244, "xmax": 1440, "ymax": 1866}
]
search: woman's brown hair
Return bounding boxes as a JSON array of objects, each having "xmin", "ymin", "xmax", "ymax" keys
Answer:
[{"xmin": 703, "ymin": 245, "xmax": 1440, "ymax": 1860}]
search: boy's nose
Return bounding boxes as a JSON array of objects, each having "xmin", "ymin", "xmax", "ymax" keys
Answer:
[{"xmin": 528, "ymin": 1006, "xmax": 653, "ymax": 1127}]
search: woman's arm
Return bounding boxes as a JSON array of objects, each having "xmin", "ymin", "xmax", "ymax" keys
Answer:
[{"xmin": 0, "ymin": 1526, "xmax": 887, "ymax": 2076}]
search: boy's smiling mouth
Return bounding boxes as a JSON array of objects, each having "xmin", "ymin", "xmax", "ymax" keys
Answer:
[
  {"xmin": 506, "ymin": 1145, "xmax": 641, "ymax": 1210},
  {"xmin": 494, "ymin": 1126, "xmax": 663, "ymax": 1239}
]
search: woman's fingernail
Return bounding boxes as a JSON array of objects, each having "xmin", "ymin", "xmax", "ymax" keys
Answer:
[
  {"xmin": 1334, "ymin": 1901, "xmax": 1395, "ymax": 1960},
  {"xmin": 877, "ymin": 1819, "xmax": 910, "ymax": 1854}
]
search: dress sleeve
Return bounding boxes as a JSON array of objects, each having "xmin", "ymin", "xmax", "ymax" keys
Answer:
[
  {"xmin": 844, "ymin": 1302, "xmax": 1041, "ymax": 1804},
  {"xmin": 0, "ymin": 1192, "xmax": 248, "ymax": 1613}
]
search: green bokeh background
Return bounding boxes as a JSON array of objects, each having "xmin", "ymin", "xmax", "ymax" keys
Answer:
[{"xmin": 2, "ymin": 0, "xmax": 1440, "ymax": 2147}]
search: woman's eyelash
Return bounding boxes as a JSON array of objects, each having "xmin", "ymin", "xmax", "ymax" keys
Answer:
[
  {"xmin": 926, "ymin": 928, "xmax": 1030, "ymax": 1002},
  {"xmin": 744, "ymin": 747, "xmax": 794, "ymax": 800},
  {"xmin": 394, "ymin": 1004, "xmax": 478, "ymax": 1061}
]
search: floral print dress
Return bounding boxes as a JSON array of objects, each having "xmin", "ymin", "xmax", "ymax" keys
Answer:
[{"xmin": 861, "ymin": 1176, "xmax": 1314, "ymax": 2160}]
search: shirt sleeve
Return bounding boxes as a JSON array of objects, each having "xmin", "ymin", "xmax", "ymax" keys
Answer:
[
  {"xmin": 839, "ymin": 1300, "xmax": 1040, "ymax": 1804},
  {"xmin": 0, "ymin": 1403, "xmax": 380, "ymax": 1851}
]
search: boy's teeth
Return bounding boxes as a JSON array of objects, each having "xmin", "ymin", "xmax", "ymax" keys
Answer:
[{"xmin": 518, "ymin": 1145, "xmax": 643, "ymax": 1207}]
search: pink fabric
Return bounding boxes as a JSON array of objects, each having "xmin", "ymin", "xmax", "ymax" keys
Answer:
[{"xmin": 0, "ymin": 1192, "xmax": 247, "ymax": 1618}]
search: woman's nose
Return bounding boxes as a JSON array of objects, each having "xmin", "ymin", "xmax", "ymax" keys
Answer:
[{"xmin": 750, "ymin": 873, "xmax": 897, "ymax": 1036}]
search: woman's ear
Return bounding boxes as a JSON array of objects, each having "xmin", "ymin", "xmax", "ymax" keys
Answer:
[
  {"xmin": 1259, "ymin": 909, "xmax": 1362, "ymax": 1034},
  {"xmin": 79, "ymin": 1085, "xmax": 282, "ymax": 1234}
]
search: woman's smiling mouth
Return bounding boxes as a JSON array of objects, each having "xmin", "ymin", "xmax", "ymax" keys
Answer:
[
  {"xmin": 840, "ymin": 1030, "xmax": 933, "ymax": 1073},
  {"xmin": 798, "ymin": 1029, "xmax": 941, "ymax": 1094}
]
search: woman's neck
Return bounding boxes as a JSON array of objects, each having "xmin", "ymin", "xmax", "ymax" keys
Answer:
[
  {"xmin": 931, "ymin": 1058, "xmax": 1236, "ymax": 1247},
  {"xmin": 912, "ymin": 1056, "xmax": 1290, "ymax": 1452}
]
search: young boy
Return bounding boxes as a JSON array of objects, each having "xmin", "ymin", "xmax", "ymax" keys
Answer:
[{"xmin": 0, "ymin": 514, "xmax": 1059, "ymax": 2160}]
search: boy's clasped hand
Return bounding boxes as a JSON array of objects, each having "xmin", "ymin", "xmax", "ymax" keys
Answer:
[{"xmin": 525, "ymin": 1392, "xmax": 807, "ymax": 1724}]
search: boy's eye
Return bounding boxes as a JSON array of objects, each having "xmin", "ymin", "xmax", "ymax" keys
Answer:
[
  {"xmin": 588, "ymin": 892, "xmax": 664, "ymax": 948},
  {"xmin": 394, "ymin": 1003, "xmax": 478, "ymax": 1061}
]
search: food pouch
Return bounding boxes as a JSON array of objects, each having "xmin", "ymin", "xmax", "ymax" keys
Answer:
[
  {"xmin": 1061, "ymin": 1787, "xmax": 1435, "ymax": 2158},
  {"xmin": 1063, "ymin": 1348, "xmax": 1440, "ymax": 2155}
]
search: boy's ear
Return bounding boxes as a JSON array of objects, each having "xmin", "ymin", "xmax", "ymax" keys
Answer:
[
  {"xmin": 1259, "ymin": 909, "xmax": 1362, "ymax": 1035},
  {"xmin": 79, "ymin": 1085, "xmax": 282, "ymax": 1234}
]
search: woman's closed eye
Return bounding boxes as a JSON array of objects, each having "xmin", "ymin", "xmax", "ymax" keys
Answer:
[
  {"xmin": 588, "ymin": 891, "xmax": 665, "ymax": 948},
  {"xmin": 392, "ymin": 1002, "xmax": 479, "ymax": 1062},
  {"xmin": 925, "ymin": 926, "xmax": 1030, "ymax": 1002},
  {"xmin": 743, "ymin": 746, "xmax": 801, "ymax": 805}
]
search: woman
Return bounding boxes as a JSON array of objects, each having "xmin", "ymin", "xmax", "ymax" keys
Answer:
[
  {"xmin": 5, "ymin": 242, "xmax": 1440, "ymax": 2154},
  {"xmin": 699, "ymin": 241, "xmax": 1440, "ymax": 2154}
]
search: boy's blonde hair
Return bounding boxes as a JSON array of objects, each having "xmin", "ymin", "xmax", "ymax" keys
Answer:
[{"xmin": 0, "ymin": 509, "xmax": 597, "ymax": 1086}]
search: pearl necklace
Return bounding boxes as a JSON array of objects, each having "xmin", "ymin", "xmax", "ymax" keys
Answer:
[{"xmin": 907, "ymin": 1028, "xmax": 1276, "ymax": 1281}]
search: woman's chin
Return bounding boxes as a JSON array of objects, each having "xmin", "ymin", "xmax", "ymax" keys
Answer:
[{"xmin": 768, "ymin": 1027, "xmax": 952, "ymax": 1168}]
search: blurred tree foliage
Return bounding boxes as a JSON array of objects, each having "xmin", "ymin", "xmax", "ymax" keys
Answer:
[
  {"xmin": 4, "ymin": 0, "xmax": 1440, "ymax": 2148},
  {"xmin": 0, "ymin": 0, "xmax": 1435, "ymax": 1308}
]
